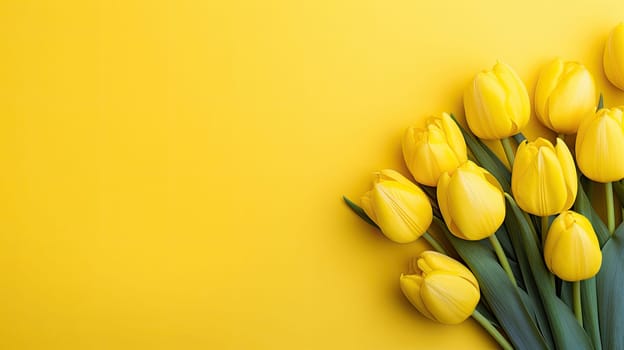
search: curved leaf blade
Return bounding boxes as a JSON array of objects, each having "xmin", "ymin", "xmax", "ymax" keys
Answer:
[
  {"xmin": 450, "ymin": 114, "xmax": 511, "ymax": 192},
  {"xmin": 597, "ymin": 222, "xmax": 624, "ymax": 350},
  {"xmin": 576, "ymin": 178, "xmax": 610, "ymax": 247},
  {"xmin": 506, "ymin": 194, "xmax": 594, "ymax": 350}
]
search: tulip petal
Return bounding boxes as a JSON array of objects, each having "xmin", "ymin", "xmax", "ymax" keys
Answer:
[
  {"xmin": 420, "ymin": 272, "xmax": 480, "ymax": 324},
  {"xmin": 403, "ymin": 115, "xmax": 468, "ymax": 186},
  {"xmin": 512, "ymin": 138, "xmax": 568, "ymax": 216},
  {"xmin": 577, "ymin": 110, "xmax": 624, "ymax": 182},
  {"xmin": 372, "ymin": 181, "xmax": 433, "ymax": 243},
  {"xmin": 544, "ymin": 211, "xmax": 602, "ymax": 281},
  {"xmin": 494, "ymin": 62, "xmax": 530, "ymax": 134},
  {"xmin": 531, "ymin": 147, "xmax": 567, "ymax": 215},
  {"xmin": 548, "ymin": 225, "xmax": 601, "ymax": 281},
  {"xmin": 402, "ymin": 113, "xmax": 467, "ymax": 187},
  {"xmin": 428, "ymin": 143, "xmax": 461, "ymax": 181},
  {"xmin": 437, "ymin": 172, "xmax": 468, "ymax": 239},
  {"xmin": 377, "ymin": 169, "xmax": 420, "ymax": 191},
  {"xmin": 511, "ymin": 140, "xmax": 533, "ymax": 195},
  {"xmin": 360, "ymin": 191, "xmax": 377, "ymax": 222},
  {"xmin": 400, "ymin": 274, "xmax": 437, "ymax": 321},
  {"xmin": 440, "ymin": 113, "xmax": 468, "ymax": 164},
  {"xmin": 604, "ymin": 23, "xmax": 624, "ymax": 90},
  {"xmin": 436, "ymin": 172, "xmax": 452, "ymax": 226},
  {"xmin": 419, "ymin": 251, "xmax": 479, "ymax": 288},
  {"xmin": 464, "ymin": 62, "xmax": 529, "ymax": 139},
  {"xmin": 402, "ymin": 127, "xmax": 431, "ymax": 184},
  {"xmin": 411, "ymin": 141, "xmax": 443, "ymax": 186},
  {"xmin": 548, "ymin": 65, "xmax": 596, "ymax": 134},
  {"xmin": 535, "ymin": 58, "xmax": 564, "ymax": 129},
  {"xmin": 469, "ymin": 71, "xmax": 513, "ymax": 139},
  {"xmin": 446, "ymin": 164, "xmax": 505, "ymax": 239}
]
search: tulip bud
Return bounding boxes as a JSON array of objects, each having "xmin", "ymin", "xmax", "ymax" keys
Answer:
[
  {"xmin": 544, "ymin": 211, "xmax": 602, "ymax": 281},
  {"xmin": 604, "ymin": 23, "xmax": 624, "ymax": 90},
  {"xmin": 576, "ymin": 107, "xmax": 624, "ymax": 183},
  {"xmin": 400, "ymin": 251, "xmax": 480, "ymax": 325},
  {"xmin": 535, "ymin": 58, "xmax": 596, "ymax": 134},
  {"xmin": 360, "ymin": 170, "xmax": 433, "ymax": 243},
  {"xmin": 511, "ymin": 138, "xmax": 577, "ymax": 216},
  {"xmin": 464, "ymin": 61, "xmax": 530, "ymax": 140},
  {"xmin": 402, "ymin": 113, "xmax": 468, "ymax": 187},
  {"xmin": 437, "ymin": 161, "xmax": 505, "ymax": 240}
]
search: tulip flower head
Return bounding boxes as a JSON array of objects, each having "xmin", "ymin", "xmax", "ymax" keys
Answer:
[
  {"xmin": 464, "ymin": 61, "xmax": 531, "ymax": 140},
  {"xmin": 437, "ymin": 161, "xmax": 506, "ymax": 240},
  {"xmin": 402, "ymin": 112, "xmax": 468, "ymax": 187},
  {"xmin": 400, "ymin": 251, "xmax": 480, "ymax": 325},
  {"xmin": 576, "ymin": 107, "xmax": 624, "ymax": 183},
  {"xmin": 511, "ymin": 137, "xmax": 577, "ymax": 216},
  {"xmin": 360, "ymin": 170, "xmax": 433, "ymax": 243},
  {"xmin": 535, "ymin": 58, "xmax": 596, "ymax": 134},
  {"xmin": 544, "ymin": 211, "xmax": 602, "ymax": 281},
  {"xmin": 604, "ymin": 23, "xmax": 624, "ymax": 90}
]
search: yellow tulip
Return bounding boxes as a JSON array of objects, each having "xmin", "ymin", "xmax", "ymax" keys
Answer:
[
  {"xmin": 437, "ymin": 161, "xmax": 505, "ymax": 240},
  {"xmin": 604, "ymin": 23, "xmax": 624, "ymax": 90},
  {"xmin": 464, "ymin": 61, "xmax": 530, "ymax": 140},
  {"xmin": 576, "ymin": 107, "xmax": 624, "ymax": 183},
  {"xmin": 400, "ymin": 251, "xmax": 480, "ymax": 325},
  {"xmin": 544, "ymin": 211, "xmax": 602, "ymax": 281},
  {"xmin": 402, "ymin": 112, "xmax": 468, "ymax": 187},
  {"xmin": 511, "ymin": 138, "xmax": 577, "ymax": 216},
  {"xmin": 535, "ymin": 58, "xmax": 596, "ymax": 134},
  {"xmin": 360, "ymin": 170, "xmax": 433, "ymax": 243}
]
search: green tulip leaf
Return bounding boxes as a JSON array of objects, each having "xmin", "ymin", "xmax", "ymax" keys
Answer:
[
  {"xmin": 492, "ymin": 224, "xmax": 517, "ymax": 263},
  {"xmin": 596, "ymin": 222, "xmax": 624, "ymax": 350},
  {"xmin": 582, "ymin": 277, "xmax": 602, "ymax": 350},
  {"xmin": 438, "ymin": 218, "xmax": 550, "ymax": 350},
  {"xmin": 597, "ymin": 93, "xmax": 604, "ymax": 110},
  {"xmin": 503, "ymin": 204, "xmax": 554, "ymax": 349},
  {"xmin": 513, "ymin": 132, "xmax": 527, "ymax": 144},
  {"xmin": 475, "ymin": 303, "xmax": 499, "ymax": 328},
  {"xmin": 558, "ymin": 278, "xmax": 602, "ymax": 349},
  {"xmin": 560, "ymin": 281, "xmax": 574, "ymax": 310},
  {"xmin": 576, "ymin": 178, "xmax": 610, "ymax": 247},
  {"xmin": 450, "ymin": 114, "xmax": 511, "ymax": 192},
  {"xmin": 505, "ymin": 194, "xmax": 594, "ymax": 350},
  {"xmin": 560, "ymin": 278, "xmax": 602, "ymax": 349}
]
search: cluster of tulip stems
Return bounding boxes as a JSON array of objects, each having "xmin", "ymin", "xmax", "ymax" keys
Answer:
[{"xmin": 344, "ymin": 23, "xmax": 624, "ymax": 350}]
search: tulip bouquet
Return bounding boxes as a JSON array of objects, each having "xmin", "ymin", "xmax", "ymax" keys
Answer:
[{"xmin": 343, "ymin": 23, "xmax": 624, "ymax": 350}]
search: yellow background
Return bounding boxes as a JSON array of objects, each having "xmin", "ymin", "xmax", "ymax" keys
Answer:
[{"xmin": 2, "ymin": 1, "xmax": 624, "ymax": 349}]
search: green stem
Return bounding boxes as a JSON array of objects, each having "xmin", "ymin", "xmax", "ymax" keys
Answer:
[
  {"xmin": 606, "ymin": 182, "xmax": 615, "ymax": 234},
  {"xmin": 488, "ymin": 235, "xmax": 517, "ymax": 287},
  {"xmin": 573, "ymin": 281, "xmax": 583, "ymax": 326},
  {"xmin": 423, "ymin": 232, "xmax": 447, "ymax": 254},
  {"xmin": 501, "ymin": 137, "xmax": 515, "ymax": 169},
  {"xmin": 472, "ymin": 309, "xmax": 514, "ymax": 350},
  {"xmin": 523, "ymin": 212, "xmax": 541, "ymax": 246}
]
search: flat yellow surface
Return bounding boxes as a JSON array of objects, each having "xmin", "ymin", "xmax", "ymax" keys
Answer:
[{"xmin": 1, "ymin": 1, "xmax": 624, "ymax": 349}]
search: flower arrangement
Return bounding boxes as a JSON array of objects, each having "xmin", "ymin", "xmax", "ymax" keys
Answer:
[{"xmin": 343, "ymin": 23, "xmax": 624, "ymax": 350}]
